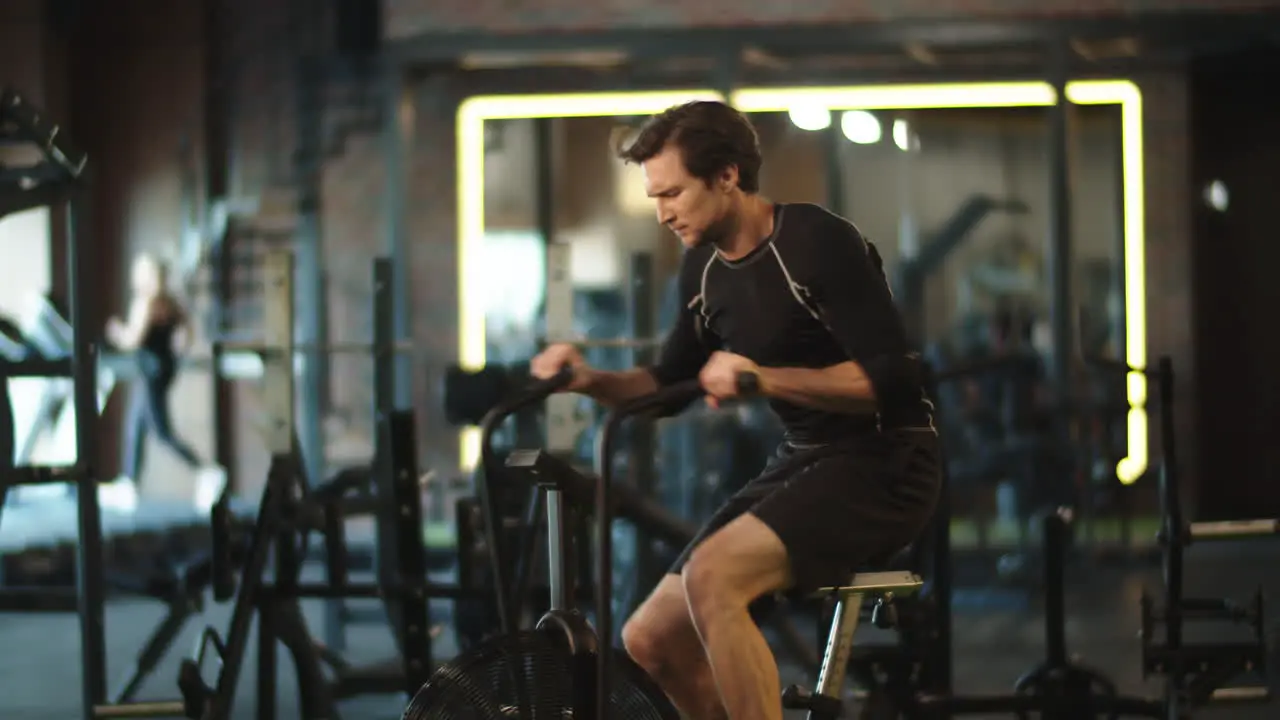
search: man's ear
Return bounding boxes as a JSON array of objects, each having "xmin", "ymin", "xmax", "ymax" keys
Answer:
[{"xmin": 719, "ymin": 164, "xmax": 739, "ymax": 192}]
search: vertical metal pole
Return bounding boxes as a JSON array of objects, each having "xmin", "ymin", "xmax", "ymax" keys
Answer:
[
  {"xmin": 1046, "ymin": 42, "xmax": 1075, "ymax": 399},
  {"xmin": 530, "ymin": 116, "xmax": 556, "ymax": 337},
  {"xmin": 204, "ymin": 0, "xmax": 236, "ymax": 492},
  {"xmin": 388, "ymin": 410, "xmax": 431, "ymax": 690},
  {"xmin": 627, "ymin": 253, "xmax": 657, "ymax": 620},
  {"xmin": 534, "ymin": 118, "xmax": 555, "ymax": 245},
  {"xmin": 1157, "ymin": 357, "xmax": 1182, "ymax": 650},
  {"xmin": 371, "ymin": 259, "xmax": 402, "ymax": 636},
  {"xmin": 897, "ymin": 119, "xmax": 924, "ymax": 344},
  {"xmin": 261, "ymin": 251, "xmax": 296, "ymax": 458},
  {"xmin": 69, "ymin": 181, "xmax": 107, "ymax": 719},
  {"xmin": 543, "ymin": 242, "xmax": 576, "ymax": 611},
  {"xmin": 293, "ymin": 56, "xmax": 327, "ymax": 485},
  {"xmin": 1111, "ymin": 116, "xmax": 1127, "ymax": 357},
  {"xmin": 383, "ymin": 65, "xmax": 413, "ymax": 408},
  {"xmin": 317, "ymin": 271, "xmax": 331, "ymax": 415},
  {"xmin": 373, "ymin": 259, "xmax": 394, "ymax": 467},
  {"xmin": 294, "ymin": 55, "xmax": 335, "ymax": 647},
  {"xmin": 264, "ymin": 249, "xmax": 297, "ymax": 718},
  {"xmin": 823, "ymin": 123, "xmax": 846, "ymax": 217},
  {"xmin": 1042, "ymin": 511, "xmax": 1069, "ymax": 666}
]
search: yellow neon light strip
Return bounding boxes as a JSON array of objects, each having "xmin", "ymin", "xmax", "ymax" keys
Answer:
[
  {"xmin": 455, "ymin": 90, "xmax": 726, "ymax": 468},
  {"xmin": 1067, "ymin": 81, "xmax": 1148, "ymax": 484},
  {"xmin": 456, "ymin": 81, "xmax": 1147, "ymax": 483},
  {"xmin": 731, "ymin": 82, "xmax": 1057, "ymax": 111}
]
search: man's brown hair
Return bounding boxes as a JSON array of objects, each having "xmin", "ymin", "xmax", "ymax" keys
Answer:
[{"xmin": 617, "ymin": 100, "xmax": 763, "ymax": 193}]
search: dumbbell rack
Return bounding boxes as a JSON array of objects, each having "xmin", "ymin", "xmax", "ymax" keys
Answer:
[{"xmin": 1139, "ymin": 356, "xmax": 1275, "ymax": 717}]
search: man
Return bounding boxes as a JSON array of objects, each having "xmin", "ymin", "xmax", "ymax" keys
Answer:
[{"xmin": 529, "ymin": 101, "xmax": 940, "ymax": 720}]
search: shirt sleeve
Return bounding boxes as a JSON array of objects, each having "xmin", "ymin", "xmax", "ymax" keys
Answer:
[
  {"xmin": 806, "ymin": 218, "xmax": 920, "ymax": 407},
  {"xmin": 648, "ymin": 248, "xmax": 718, "ymax": 387}
]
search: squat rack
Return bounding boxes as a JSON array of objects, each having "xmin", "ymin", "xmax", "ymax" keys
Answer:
[{"xmin": 0, "ymin": 87, "xmax": 104, "ymax": 712}]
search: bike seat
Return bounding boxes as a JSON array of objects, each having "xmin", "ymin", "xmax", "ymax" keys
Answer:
[{"xmin": 812, "ymin": 570, "xmax": 924, "ymax": 600}]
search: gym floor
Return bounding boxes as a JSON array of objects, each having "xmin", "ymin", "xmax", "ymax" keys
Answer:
[{"xmin": 1, "ymin": 539, "xmax": 1275, "ymax": 719}]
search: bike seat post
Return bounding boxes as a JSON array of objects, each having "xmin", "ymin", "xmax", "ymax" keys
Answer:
[
  {"xmin": 813, "ymin": 590, "xmax": 865, "ymax": 705},
  {"xmin": 505, "ymin": 449, "xmax": 592, "ymax": 614},
  {"xmin": 545, "ymin": 487, "xmax": 570, "ymax": 611}
]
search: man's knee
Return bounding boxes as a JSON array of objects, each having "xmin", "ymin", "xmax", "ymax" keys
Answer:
[
  {"xmin": 622, "ymin": 577, "xmax": 694, "ymax": 674},
  {"xmin": 620, "ymin": 616, "xmax": 662, "ymax": 672}
]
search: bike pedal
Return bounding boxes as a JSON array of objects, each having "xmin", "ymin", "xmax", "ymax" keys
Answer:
[{"xmin": 781, "ymin": 684, "xmax": 813, "ymax": 710}]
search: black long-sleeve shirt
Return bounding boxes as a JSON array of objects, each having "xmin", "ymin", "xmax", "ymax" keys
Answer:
[{"xmin": 648, "ymin": 202, "xmax": 934, "ymax": 444}]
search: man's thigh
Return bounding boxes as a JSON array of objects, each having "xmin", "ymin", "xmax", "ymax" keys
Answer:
[
  {"xmin": 750, "ymin": 432, "xmax": 940, "ymax": 595},
  {"xmin": 666, "ymin": 465, "xmax": 792, "ymax": 621},
  {"xmin": 667, "ymin": 464, "xmax": 789, "ymax": 577}
]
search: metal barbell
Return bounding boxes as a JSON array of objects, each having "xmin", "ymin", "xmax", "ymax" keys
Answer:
[
  {"xmin": 546, "ymin": 337, "xmax": 664, "ymax": 350},
  {"xmin": 214, "ymin": 337, "xmax": 661, "ymax": 355},
  {"xmin": 217, "ymin": 340, "xmax": 416, "ymax": 354}
]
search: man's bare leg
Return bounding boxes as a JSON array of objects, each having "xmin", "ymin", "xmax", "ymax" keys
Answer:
[
  {"xmin": 683, "ymin": 514, "xmax": 792, "ymax": 720},
  {"xmin": 623, "ymin": 574, "xmax": 728, "ymax": 720}
]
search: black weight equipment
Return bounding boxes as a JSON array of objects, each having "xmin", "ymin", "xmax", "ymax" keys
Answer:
[
  {"xmin": 441, "ymin": 362, "xmax": 531, "ymax": 427},
  {"xmin": 402, "ymin": 366, "xmax": 680, "ymax": 720},
  {"xmin": 1134, "ymin": 355, "xmax": 1274, "ymax": 718}
]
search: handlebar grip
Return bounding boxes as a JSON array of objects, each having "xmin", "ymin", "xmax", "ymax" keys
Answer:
[{"xmin": 533, "ymin": 364, "xmax": 576, "ymax": 393}]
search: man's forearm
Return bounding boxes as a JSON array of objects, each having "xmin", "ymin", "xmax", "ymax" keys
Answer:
[
  {"xmin": 581, "ymin": 368, "xmax": 660, "ymax": 408},
  {"xmin": 757, "ymin": 361, "xmax": 877, "ymax": 414}
]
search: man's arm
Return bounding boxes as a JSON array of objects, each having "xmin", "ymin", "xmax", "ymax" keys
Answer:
[
  {"xmin": 758, "ymin": 220, "xmax": 917, "ymax": 413},
  {"xmin": 584, "ymin": 253, "xmax": 715, "ymax": 410},
  {"xmin": 756, "ymin": 362, "xmax": 877, "ymax": 414},
  {"xmin": 580, "ymin": 367, "xmax": 660, "ymax": 408},
  {"xmin": 582, "ymin": 305, "xmax": 711, "ymax": 409}
]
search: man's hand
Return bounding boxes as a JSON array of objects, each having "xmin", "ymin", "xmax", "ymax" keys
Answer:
[
  {"xmin": 698, "ymin": 351, "xmax": 760, "ymax": 408},
  {"xmin": 530, "ymin": 343, "xmax": 594, "ymax": 392}
]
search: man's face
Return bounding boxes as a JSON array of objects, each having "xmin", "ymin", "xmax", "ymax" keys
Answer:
[{"xmin": 641, "ymin": 144, "xmax": 735, "ymax": 249}]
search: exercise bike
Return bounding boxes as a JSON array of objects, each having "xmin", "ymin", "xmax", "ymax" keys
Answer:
[{"xmin": 403, "ymin": 369, "xmax": 925, "ymax": 720}]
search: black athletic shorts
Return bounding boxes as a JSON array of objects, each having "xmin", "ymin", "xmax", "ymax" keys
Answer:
[{"xmin": 669, "ymin": 428, "xmax": 941, "ymax": 612}]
